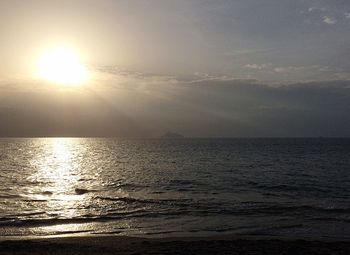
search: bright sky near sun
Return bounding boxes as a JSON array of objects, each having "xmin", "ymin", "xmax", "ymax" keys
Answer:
[
  {"xmin": 36, "ymin": 46, "xmax": 89, "ymax": 86},
  {"xmin": 0, "ymin": 0, "xmax": 349, "ymax": 83}
]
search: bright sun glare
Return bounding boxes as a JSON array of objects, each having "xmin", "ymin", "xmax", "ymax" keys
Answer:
[{"xmin": 37, "ymin": 47, "xmax": 88, "ymax": 86}]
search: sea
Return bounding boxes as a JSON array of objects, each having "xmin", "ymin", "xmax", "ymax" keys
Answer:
[{"xmin": 0, "ymin": 138, "xmax": 350, "ymax": 239}]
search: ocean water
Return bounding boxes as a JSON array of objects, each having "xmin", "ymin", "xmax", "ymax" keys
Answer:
[{"xmin": 1, "ymin": 138, "xmax": 350, "ymax": 239}]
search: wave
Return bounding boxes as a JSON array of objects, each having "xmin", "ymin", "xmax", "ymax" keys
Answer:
[
  {"xmin": 1, "ymin": 204, "xmax": 350, "ymax": 229},
  {"xmin": 106, "ymin": 182, "xmax": 149, "ymax": 190},
  {"xmin": 0, "ymin": 211, "xmax": 156, "ymax": 228},
  {"xmin": 248, "ymin": 182, "xmax": 349, "ymax": 196},
  {"xmin": 95, "ymin": 195, "xmax": 191, "ymax": 205},
  {"xmin": 95, "ymin": 195, "xmax": 350, "ymax": 216},
  {"xmin": 95, "ymin": 196, "xmax": 149, "ymax": 203},
  {"xmin": 74, "ymin": 188, "xmax": 97, "ymax": 195},
  {"xmin": 312, "ymin": 217, "xmax": 350, "ymax": 223},
  {"xmin": 0, "ymin": 194, "xmax": 23, "ymax": 199},
  {"xmin": 0, "ymin": 217, "xmax": 109, "ymax": 227},
  {"xmin": 10, "ymin": 212, "xmax": 46, "ymax": 217},
  {"xmin": 41, "ymin": 191, "xmax": 53, "ymax": 196},
  {"xmin": 189, "ymin": 203, "xmax": 350, "ymax": 216},
  {"xmin": 253, "ymin": 204, "xmax": 350, "ymax": 214}
]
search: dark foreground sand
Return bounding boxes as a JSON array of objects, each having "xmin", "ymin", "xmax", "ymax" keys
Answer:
[{"xmin": 1, "ymin": 235, "xmax": 350, "ymax": 255}]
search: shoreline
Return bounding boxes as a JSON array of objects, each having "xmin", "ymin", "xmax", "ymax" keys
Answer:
[
  {"xmin": 1, "ymin": 233, "xmax": 349, "ymax": 242},
  {"xmin": 1, "ymin": 234, "xmax": 350, "ymax": 255}
]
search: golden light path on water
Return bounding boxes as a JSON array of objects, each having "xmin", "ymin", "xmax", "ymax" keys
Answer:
[
  {"xmin": 28, "ymin": 138, "xmax": 96, "ymax": 235},
  {"xmin": 24, "ymin": 138, "xmax": 142, "ymax": 236}
]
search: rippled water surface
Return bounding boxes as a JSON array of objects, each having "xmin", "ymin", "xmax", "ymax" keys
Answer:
[{"xmin": 1, "ymin": 138, "xmax": 350, "ymax": 239}]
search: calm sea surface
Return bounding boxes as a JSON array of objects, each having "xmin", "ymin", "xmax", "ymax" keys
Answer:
[{"xmin": 1, "ymin": 138, "xmax": 350, "ymax": 239}]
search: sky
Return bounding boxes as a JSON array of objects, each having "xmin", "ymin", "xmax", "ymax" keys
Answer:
[{"xmin": 1, "ymin": 0, "xmax": 350, "ymax": 137}]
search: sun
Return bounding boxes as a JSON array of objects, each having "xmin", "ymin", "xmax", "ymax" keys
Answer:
[{"xmin": 37, "ymin": 47, "xmax": 89, "ymax": 86}]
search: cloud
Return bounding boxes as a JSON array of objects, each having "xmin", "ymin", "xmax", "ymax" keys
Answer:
[
  {"xmin": 245, "ymin": 64, "xmax": 314, "ymax": 74},
  {"xmin": 244, "ymin": 64, "xmax": 271, "ymax": 70},
  {"xmin": 273, "ymin": 66, "xmax": 305, "ymax": 73},
  {"xmin": 274, "ymin": 67, "xmax": 289, "ymax": 73},
  {"xmin": 323, "ymin": 16, "xmax": 337, "ymax": 24},
  {"xmin": 345, "ymin": 13, "xmax": 350, "ymax": 19},
  {"xmin": 1, "ymin": 77, "xmax": 350, "ymax": 137},
  {"xmin": 308, "ymin": 7, "xmax": 326, "ymax": 13}
]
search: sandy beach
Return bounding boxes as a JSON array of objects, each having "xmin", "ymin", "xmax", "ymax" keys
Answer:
[{"xmin": 1, "ymin": 235, "xmax": 350, "ymax": 255}]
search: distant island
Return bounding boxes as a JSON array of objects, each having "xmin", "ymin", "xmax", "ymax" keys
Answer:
[{"xmin": 160, "ymin": 131, "xmax": 185, "ymax": 139}]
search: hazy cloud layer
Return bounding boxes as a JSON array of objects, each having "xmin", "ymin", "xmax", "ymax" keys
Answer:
[{"xmin": 1, "ymin": 76, "xmax": 350, "ymax": 137}]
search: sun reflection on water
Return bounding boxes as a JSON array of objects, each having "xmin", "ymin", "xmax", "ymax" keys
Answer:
[
  {"xmin": 23, "ymin": 138, "xmax": 135, "ymax": 236},
  {"xmin": 28, "ymin": 138, "xmax": 91, "ymax": 233},
  {"xmin": 31, "ymin": 138, "xmax": 81, "ymax": 195}
]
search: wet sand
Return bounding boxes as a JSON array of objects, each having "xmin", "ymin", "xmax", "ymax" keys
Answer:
[{"xmin": 1, "ymin": 235, "xmax": 350, "ymax": 255}]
